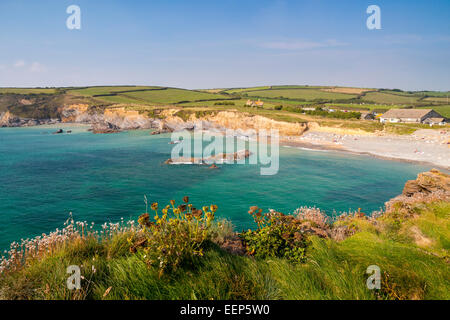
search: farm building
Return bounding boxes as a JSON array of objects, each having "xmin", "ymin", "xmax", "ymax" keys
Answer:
[
  {"xmin": 379, "ymin": 109, "xmax": 445, "ymax": 124},
  {"xmin": 360, "ymin": 112, "xmax": 375, "ymax": 120},
  {"xmin": 423, "ymin": 117, "xmax": 447, "ymax": 126},
  {"xmin": 246, "ymin": 99, "xmax": 264, "ymax": 107}
]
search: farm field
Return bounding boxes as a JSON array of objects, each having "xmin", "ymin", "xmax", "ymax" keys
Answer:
[
  {"xmin": 423, "ymin": 97, "xmax": 450, "ymax": 103},
  {"xmin": 0, "ymin": 88, "xmax": 57, "ymax": 94},
  {"xmin": 237, "ymin": 88, "xmax": 358, "ymax": 100},
  {"xmin": 416, "ymin": 105, "xmax": 450, "ymax": 118},
  {"xmin": 120, "ymin": 88, "xmax": 233, "ymax": 105},
  {"xmin": 66, "ymin": 86, "xmax": 160, "ymax": 96},
  {"xmin": 320, "ymin": 87, "xmax": 375, "ymax": 95},
  {"xmin": 361, "ymin": 91, "xmax": 422, "ymax": 104}
]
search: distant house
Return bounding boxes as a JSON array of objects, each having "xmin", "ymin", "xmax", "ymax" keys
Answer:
[
  {"xmin": 423, "ymin": 117, "xmax": 447, "ymax": 126},
  {"xmin": 360, "ymin": 112, "xmax": 375, "ymax": 120},
  {"xmin": 246, "ymin": 99, "xmax": 264, "ymax": 107},
  {"xmin": 379, "ymin": 109, "xmax": 445, "ymax": 124}
]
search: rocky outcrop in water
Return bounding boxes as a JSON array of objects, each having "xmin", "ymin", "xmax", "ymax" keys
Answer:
[
  {"xmin": 402, "ymin": 169, "xmax": 450, "ymax": 196},
  {"xmin": 165, "ymin": 150, "xmax": 251, "ymax": 165},
  {"xmin": 92, "ymin": 122, "xmax": 122, "ymax": 134},
  {"xmin": 385, "ymin": 169, "xmax": 450, "ymax": 214}
]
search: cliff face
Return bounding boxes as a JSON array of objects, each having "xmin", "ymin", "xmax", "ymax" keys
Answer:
[
  {"xmin": 60, "ymin": 105, "xmax": 155, "ymax": 130},
  {"xmin": 385, "ymin": 169, "xmax": 450, "ymax": 214},
  {"xmin": 0, "ymin": 111, "xmax": 59, "ymax": 127},
  {"xmin": 57, "ymin": 105, "xmax": 310, "ymax": 136}
]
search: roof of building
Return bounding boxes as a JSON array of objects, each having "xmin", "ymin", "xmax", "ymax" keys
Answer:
[
  {"xmin": 424, "ymin": 117, "xmax": 446, "ymax": 122},
  {"xmin": 381, "ymin": 109, "xmax": 434, "ymax": 119}
]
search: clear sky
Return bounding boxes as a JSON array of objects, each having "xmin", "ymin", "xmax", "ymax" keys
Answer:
[{"xmin": 0, "ymin": 0, "xmax": 449, "ymax": 90}]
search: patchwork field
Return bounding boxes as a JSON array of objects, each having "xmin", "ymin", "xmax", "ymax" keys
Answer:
[
  {"xmin": 361, "ymin": 91, "xmax": 422, "ymax": 105},
  {"xmin": 238, "ymin": 88, "xmax": 358, "ymax": 100},
  {"xmin": 0, "ymin": 88, "xmax": 57, "ymax": 94}
]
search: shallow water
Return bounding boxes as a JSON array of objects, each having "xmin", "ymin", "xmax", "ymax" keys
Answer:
[{"xmin": 0, "ymin": 125, "xmax": 430, "ymax": 249}]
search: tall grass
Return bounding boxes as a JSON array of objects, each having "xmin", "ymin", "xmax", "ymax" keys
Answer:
[{"xmin": 1, "ymin": 201, "xmax": 448, "ymax": 300}]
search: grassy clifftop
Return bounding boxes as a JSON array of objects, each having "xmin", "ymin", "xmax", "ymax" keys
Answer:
[{"xmin": 0, "ymin": 170, "xmax": 449, "ymax": 300}]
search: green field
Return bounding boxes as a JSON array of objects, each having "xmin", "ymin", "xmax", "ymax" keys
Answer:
[
  {"xmin": 121, "ymin": 88, "xmax": 231, "ymax": 104},
  {"xmin": 66, "ymin": 86, "xmax": 160, "ymax": 96},
  {"xmin": 417, "ymin": 105, "xmax": 450, "ymax": 118},
  {"xmin": 0, "ymin": 88, "xmax": 57, "ymax": 94},
  {"xmin": 238, "ymin": 88, "xmax": 357, "ymax": 100},
  {"xmin": 361, "ymin": 91, "xmax": 422, "ymax": 105}
]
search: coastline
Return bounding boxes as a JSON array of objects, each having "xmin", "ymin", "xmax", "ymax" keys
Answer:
[
  {"xmin": 2, "ymin": 121, "xmax": 449, "ymax": 170},
  {"xmin": 280, "ymin": 129, "xmax": 450, "ymax": 171}
]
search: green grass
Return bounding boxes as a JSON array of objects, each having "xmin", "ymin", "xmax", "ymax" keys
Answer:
[
  {"xmin": 119, "ymin": 88, "xmax": 232, "ymax": 105},
  {"xmin": 416, "ymin": 105, "xmax": 450, "ymax": 118},
  {"xmin": 362, "ymin": 92, "xmax": 422, "ymax": 105},
  {"xmin": 240, "ymin": 88, "xmax": 357, "ymax": 101},
  {"xmin": 66, "ymin": 86, "xmax": 160, "ymax": 96}
]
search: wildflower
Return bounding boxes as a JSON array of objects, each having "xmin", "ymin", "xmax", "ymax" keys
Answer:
[
  {"xmin": 202, "ymin": 206, "xmax": 209, "ymax": 213},
  {"xmin": 170, "ymin": 200, "xmax": 176, "ymax": 207},
  {"xmin": 138, "ymin": 213, "xmax": 150, "ymax": 226},
  {"xmin": 173, "ymin": 208, "xmax": 181, "ymax": 215},
  {"xmin": 210, "ymin": 205, "xmax": 218, "ymax": 213},
  {"xmin": 151, "ymin": 203, "xmax": 158, "ymax": 211},
  {"xmin": 183, "ymin": 196, "xmax": 189, "ymax": 203},
  {"xmin": 178, "ymin": 204, "xmax": 187, "ymax": 213},
  {"xmin": 193, "ymin": 210, "xmax": 203, "ymax": 219},
  {"xmin": 162, "ymin": 208, "xmax": 168, "ymax": 215},
  {"xmin": 248, "ymin": 206, "xmax": 259, "ymax": 215}
]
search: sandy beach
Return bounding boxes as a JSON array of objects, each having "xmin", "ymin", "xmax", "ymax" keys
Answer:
[{"xmin": 281, "ymin": 129, "xmax": 450, "ymax": 170}]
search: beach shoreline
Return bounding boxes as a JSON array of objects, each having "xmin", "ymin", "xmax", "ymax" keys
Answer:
[{"xmin": 280, "ymin": 129, "xmax": 450, "ymax": 171}]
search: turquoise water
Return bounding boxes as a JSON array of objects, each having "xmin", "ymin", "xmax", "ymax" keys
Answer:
[{"xmin": 0, "ymin": 125, "xmax": 430, "ymax": 250}]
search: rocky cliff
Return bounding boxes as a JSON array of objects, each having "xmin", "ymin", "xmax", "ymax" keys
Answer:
[
  {"xmin": 3, "ymin": 104, "xmax": 310, "ymax": 136},
  {"xmin": 385, "ymin": 169, "xmax": 450, "ymax": 214}
]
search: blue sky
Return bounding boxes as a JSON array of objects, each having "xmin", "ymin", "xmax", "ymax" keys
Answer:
[{"xmin": 0, "ymin": 0, "xmax": 449, "ymax": 90}]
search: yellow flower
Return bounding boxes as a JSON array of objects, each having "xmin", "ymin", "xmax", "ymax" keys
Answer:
[
  {"xmin": 210, "ymin": 205, "xmax": 218, "ymax": 213},
  {"xmin": 170, "ymin": 200, "xmax": 176, "ymax": 206},
  {"xmin": 151, "ymin": 203, "xmax": 158, "ymax": 211},
  {"xmin": 183, "ymin": 196, "xmax": 189, "ymax": 203},
  {"xmin": 173, "ymin": 208, "xmax": 181, "ymax": 215},
  {"xmin": 202, "ymin": 206, "xmax": 209, "ymax": 213},
  {"xmin": 162, "ymin": 208, "xmax": 168, "ymax": 215}
]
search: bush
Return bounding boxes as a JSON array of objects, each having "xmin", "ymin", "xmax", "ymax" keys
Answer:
[
  {"xmin": 274, "ymin": 105, "xmax": 283, "ymax": 110},
  {"xmin": 240, "ymin": 206, "xmax": 309, "ymax": 263},
  {"xmin": 132, "ymin": 197, "xmax": 217, "ymax": 276},
  {"xmin": 214, "ymin": 101, "xmax": 235, "ymax": 106}
]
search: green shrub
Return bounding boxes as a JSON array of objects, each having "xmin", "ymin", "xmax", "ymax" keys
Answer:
[
  {"xmin": 240, "ymin": 206, "xmax": 309, "ymax": 263},
  {"xmin": 132, "ymin": 197, "xmax": 218, "ymax": 276}
]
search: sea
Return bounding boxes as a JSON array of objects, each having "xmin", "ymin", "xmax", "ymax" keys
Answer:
[{"xmin": 0, "ymin": 124, "xmax": 430, "ymax": 250}]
